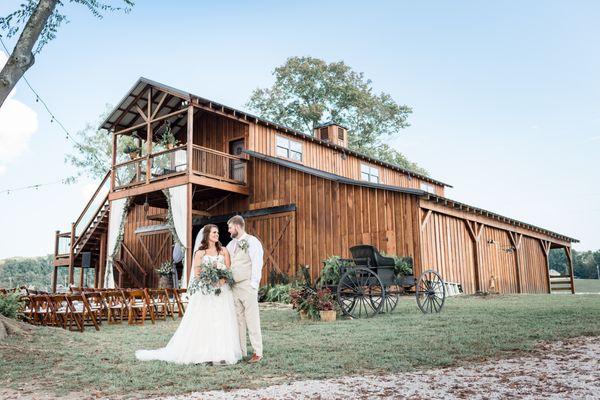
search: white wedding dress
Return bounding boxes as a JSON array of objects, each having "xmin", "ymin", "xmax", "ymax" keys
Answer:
[{"xmin": 135, "ymin": 254, "xmax": 242, "ymax": 364}]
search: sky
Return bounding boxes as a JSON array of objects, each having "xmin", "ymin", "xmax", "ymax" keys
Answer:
[{"xmin": 0, "ymin": 1, "xmax": 598, "ymax": 259}]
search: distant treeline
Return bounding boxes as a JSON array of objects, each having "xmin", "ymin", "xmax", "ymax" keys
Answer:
[
  {"xmin": 549, "ymin": 248, "xmax": 600, "ymax": 279},
  {"xmin": 0, "ymin": 255, "xmax": 85, "ymax": 291}
]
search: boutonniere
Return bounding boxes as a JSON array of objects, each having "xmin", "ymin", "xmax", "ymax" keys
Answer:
[{"xmin": 238, "ymin": 239, "xmax": 249, "ymax": 252}]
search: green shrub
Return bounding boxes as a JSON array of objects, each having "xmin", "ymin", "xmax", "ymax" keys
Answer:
[
  {"xmin": 259, "ymin": 283, "xmax": 295, "ymax": 304},
  {"xmin": 392, "ymin": 256, "xmax": 413, "ymax": 277},
  {"xmin": 0, "ymin": 293, "xmax": 22, "ymax": 319},
  {"xmin": 316, "ymin": 256, "xmax": 353, "ymax": 287}
]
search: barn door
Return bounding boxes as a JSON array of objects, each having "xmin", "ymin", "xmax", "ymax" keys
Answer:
[{"xmin": 245, "ymin": 211, "xmax": 296, "ymax": 286}]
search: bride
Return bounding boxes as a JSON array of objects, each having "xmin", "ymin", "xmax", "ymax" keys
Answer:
[{"xmin": 135, "ymin": 224, "xmax": 242, "ymax": 364}]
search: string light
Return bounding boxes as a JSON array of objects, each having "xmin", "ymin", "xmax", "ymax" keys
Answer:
[{"xmin": 0, "ymin": 179, "xmax": 71, "ymax": 195}]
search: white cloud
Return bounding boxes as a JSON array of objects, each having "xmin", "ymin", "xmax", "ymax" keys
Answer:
[{"xmin": 0, "ymin": 51, "xmax": 39, "ymax": 173}]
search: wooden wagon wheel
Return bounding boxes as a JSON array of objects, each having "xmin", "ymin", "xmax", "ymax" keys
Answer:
[
  {"xmin": 379, "ymin": 281, "xmax": 400, "ymax": 313},
  {"xmin": 415, "ymin": 270, "xmax": 446, "ymax": 314},
  {"xmin": 337, "ymin": 267, "xmax": 384, "ymax": 318}
]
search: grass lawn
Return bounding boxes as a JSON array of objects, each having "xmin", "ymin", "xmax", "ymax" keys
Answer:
[
  {"xmin": 575, "ymin": 278, "xmax": 600, "ymax": 293},
  {"xmin": 1, "ymin": 294, "xmax": 600, "ymax": 398}
]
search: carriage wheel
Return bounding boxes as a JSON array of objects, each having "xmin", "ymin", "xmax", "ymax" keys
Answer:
[
  {"xmin": 415, "ymin": 270, "xmax": 446, "ymax": 313},
  {"xmin": 380, "ymin": 282, "xmax": 400, "ymax": 313},
  {"xmin": 337, "ymin": 267, "xmax": 384, "ymax": 318}
]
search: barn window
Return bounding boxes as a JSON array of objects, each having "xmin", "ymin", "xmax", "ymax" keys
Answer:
[
  {"xmin": 420, "ymin": 182, "xmax": 435, "ymax": 193},
  {"xmin": 276, "ymin": 135, "xmax": 303, "ymax": 162},
  {"xmin": 338, "ymin": 127, "xmax": 345, "ymax": 140},
  {"xmin": 360, "ymin": 163, "xmax": 380, "ymax": 183}
]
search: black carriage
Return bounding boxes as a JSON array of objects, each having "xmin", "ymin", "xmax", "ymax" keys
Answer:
[{"xmin": 332, "ymin": 245, "xmax": 446, "ymax": 318}]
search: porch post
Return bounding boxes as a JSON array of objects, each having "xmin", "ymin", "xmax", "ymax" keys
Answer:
[
  {"xmin": 187, "ymin": 104, "xmax": 194, "ymax": 175},
  {"xmin": 186, "ymin": 183, "xmax": 193, "ymax": 285},
  {"xmin": 145, "ymin": 88, "xmax": 153, "ymax": 184},
  {"xmin": 566, "ymin": 246, "xmax": 575, "ymax": 294},
  {"xmin": 68, "ymin": 222, "xmax": 75, "ymax": 285}
]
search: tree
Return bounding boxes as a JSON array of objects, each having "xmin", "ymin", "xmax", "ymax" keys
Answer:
[
  {"xmin": 247, "ymin": 56, "xmax": 427, "ymax": 175},
  {"xmin": 0, "ymin": 0, "xmax": 133, "ymax": 108},
  {"xmin": 65, "ymin": 105, "xmax": 114, "ymax": 180}
]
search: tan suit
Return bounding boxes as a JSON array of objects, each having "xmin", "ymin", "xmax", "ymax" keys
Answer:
[{"xmin": 230, "ymin": 238, "xmax": 263, "ymax": 357}]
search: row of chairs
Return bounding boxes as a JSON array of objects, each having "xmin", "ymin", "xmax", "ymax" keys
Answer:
[{"xmin": 10, "ymin": 288, "xmax": 190, "ymax": 332}]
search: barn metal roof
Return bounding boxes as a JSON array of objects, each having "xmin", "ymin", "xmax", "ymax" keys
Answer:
[
  {"xmin": 100, "ymin": 77, "xmax": 452, "ymax": 188},
  {"xmin": 245, "ymin": 150, "xmax": 579, "ymax": 243}
]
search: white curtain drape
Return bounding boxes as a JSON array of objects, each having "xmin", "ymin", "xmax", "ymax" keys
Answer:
[
  {"xmin": 168, "ymin": 185, "xmax": 188, "ymax": 287},
  {"xmin": 104, "ymin": 198, "xmax": 128, "ymax": 289}
]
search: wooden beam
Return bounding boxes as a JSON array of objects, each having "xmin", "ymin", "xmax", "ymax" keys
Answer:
[
  {"xmin": 463, "ymin": 219, "xmax": 481, "ymax": 293},
  {"xmin": 205, "ymin": 194, "xmax": 232, "ymax": 213},
  {"xmin": 151, "ymin": 92, "xmax": 169, "ymax": 120},
  {"xmin": 565, "ymin": 246, "xmax": 575, "ymax": 294},
  {"xmin": 97, "ymin": 231, "xmax": 106, "ymax": 289},
  {"xmin": 112, "ymin": 84, "xmax": 149, "ymax": 130},
  {"xmin": 135, "ymin": 105, "xmax": 148, "ymax": 122},
  {"xmin": 109, "ymin": 175, "xmax": 189, "ymax": 201},
  {"xmin": 189, "ymin": 174, "xmax": 249, "ymax": 195},
  {"xmin": 420, "ymin": 209, "xmax": 432, "ymax": 232},
  {"xmin": 539, "ymin": 239, "xmax": 552, "ymax": 294},
  {"xmin": 508, "ymin": 231, "xmax": 523, "ymax": 293},
  {"xmin": 421, "ymin": 200, "xmax": 571, "ymax": 247},
  {"xmin": 187, "ymin": 105, "xmax": 194, "ymax": 177},
  {"xmin": 186, "ymin": 183, "xmax": 193, "ymax": 288},
  {"xmin": 68, "ymin": 222, "xmax": 76, "ymax": 285}
]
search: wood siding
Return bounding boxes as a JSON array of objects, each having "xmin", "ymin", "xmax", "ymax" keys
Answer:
[
  {"xmin": 420, "ymin": 208, "xmax": 554, "ymax": 295},
  {"xmin": 248, "ymin": 124, "xmax": 445, "ymax": 196},
  {"xmin": 248, "ymin": 158, "xmax": 423, "ymax": 280}
]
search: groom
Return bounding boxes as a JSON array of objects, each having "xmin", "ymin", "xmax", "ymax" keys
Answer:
[{"xmin": 226, "ymin": 215, "xmax": 264, "ymax": 363}]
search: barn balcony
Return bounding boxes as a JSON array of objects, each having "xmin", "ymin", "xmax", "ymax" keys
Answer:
[
  {"xmin": 104, "ymin": 78, "xmax": 251, "ymax": 201},
  {"xmin": 111, "ymin": 143, "xmax": 249, "ymax": 199}
]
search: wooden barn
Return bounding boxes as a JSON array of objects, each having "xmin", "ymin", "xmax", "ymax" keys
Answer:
[{"xmin": 52, "ymin": 77, "xmax": 578, "ymax": 294}]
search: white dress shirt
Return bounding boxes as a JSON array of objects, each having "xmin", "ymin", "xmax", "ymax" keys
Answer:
[{"xmin": 226, "ymin": 232, "xmax": 264, "ymax": 289}]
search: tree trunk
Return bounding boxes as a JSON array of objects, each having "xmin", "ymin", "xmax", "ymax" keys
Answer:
[
  {"xmin": 0, "ymin": 315, "xmax": 35, "ymax": 341},
  {"xmin": 0, "ymin": 0, "xmax": 58, "ymax": 108}
]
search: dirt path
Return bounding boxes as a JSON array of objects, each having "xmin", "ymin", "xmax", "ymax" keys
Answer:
[{"xmin": 159, "ymin": 336, "xmax": 600, "ymax": 400}]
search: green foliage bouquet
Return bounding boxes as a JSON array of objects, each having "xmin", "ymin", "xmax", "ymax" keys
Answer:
[{"xmin": 188, "ymin": 259, "xmax": 234, "ymax": 296}]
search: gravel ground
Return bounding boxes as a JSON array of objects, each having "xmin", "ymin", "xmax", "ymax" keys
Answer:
[{"xmin": 158, "ymin": 336, "xmax": 600, "ymax": 400}]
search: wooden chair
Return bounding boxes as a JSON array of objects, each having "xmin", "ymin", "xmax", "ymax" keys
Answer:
[
  {"xmin": 165, "ymin": 288, "xmax": 182, "ymax": 318},
  {"xmin": 65, "ymin": 293, "xmax": 100, "ymax": 332},
  {"xmin": 47, "ymin": 294, "xmax": 70, "ymax": 329},
  {"xmin": 28, "ymin": 294, "xmax": 53, "ymax": 326},
  {"xmin": 100, "ymin": 290, "xmax": 127, "ymax": 324},
  {"xmin": 172, "ymin": 288, "xmax": 189, "ymax": 316},
  {"xmin": 126, "ymin": 289, "xmax": 155, "ymax": 325},
  {"xmin": 19, "ymin": 295, "xmax": 36, "ymax": 324},
  {"xmin": 148, "ymin": 289, "xmax": 175, "ymax": 321},
  {"xmin": 83, "ymin": 292, "xmax": 106, "ymax": 324}
]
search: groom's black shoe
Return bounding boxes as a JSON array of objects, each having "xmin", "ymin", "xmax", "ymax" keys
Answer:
[{"xmin": 248, "ymin": 354, "xmax": 262, "ymax": 363}]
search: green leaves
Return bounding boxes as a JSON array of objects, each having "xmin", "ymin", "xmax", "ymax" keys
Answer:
[{"xmin": 247, "ymin": 56, "xmax": 427, "ymax": 175}]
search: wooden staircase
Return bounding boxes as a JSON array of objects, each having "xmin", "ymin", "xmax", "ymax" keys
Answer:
[{"xmin": 53, "ymin": 172, "xmax": 111, "ymax": 291}]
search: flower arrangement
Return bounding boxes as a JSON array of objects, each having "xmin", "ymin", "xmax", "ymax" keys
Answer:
[
  {"xmin": 238, "ymin": 238, "xmax": 249, "ymax": 252},
  {"xmin": 156, "ymin": 261, "xmax": 173, "ymax": 277},
  {"xmin": 188, "ymin": 259, "xmax": 234, "ymax": 296},
  {"xmin": 290, "ymin": 286, "xmax": 336, "ymax": 320}
]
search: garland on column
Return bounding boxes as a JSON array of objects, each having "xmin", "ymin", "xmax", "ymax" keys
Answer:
[
  {"xmin": 162, "ymin": 188, "xmax": 185, "ymax": 250},
  {"xmin": 104, "ymin": 197, "xmax": 133, "ymax": 288}
]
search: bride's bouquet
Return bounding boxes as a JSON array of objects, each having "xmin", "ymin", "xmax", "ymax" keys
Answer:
[{"xmin": 188, "ymin": 258, "xmax": 234, "ymax": 296}]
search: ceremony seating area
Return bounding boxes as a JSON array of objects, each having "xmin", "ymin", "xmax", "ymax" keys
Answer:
[{"xmin": 0, "ymin": 287, "xmax": 189, "ymax": 332}]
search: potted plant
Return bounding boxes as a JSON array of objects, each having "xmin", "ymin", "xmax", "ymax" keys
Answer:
[
  {"xmin": 123, "ymin": 141, "xmax": 141, "ymax": 159},
  {"xmin": 156, "ymin": 261, "xmax": 173, "ymax": 288},
  {"xmin": 314, "ymin": 288, "xmax": 336, "ymax": 322},
  {"xmin": 290, "ymin": 287, "xmax": 313, "ymax": 320},
  {"xmin": 159, "ymin": 123, "xmax": 179, "ymax": 149}
]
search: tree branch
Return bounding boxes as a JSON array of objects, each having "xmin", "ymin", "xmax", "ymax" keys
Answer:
[{"xmin": 0, "ymin": 0, "xmax": 58, "ymax": 108}]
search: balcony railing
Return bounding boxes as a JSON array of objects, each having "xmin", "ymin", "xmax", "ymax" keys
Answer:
[
  {"xmin": 112, "ymin": 144, "xmax": 247, "ymax": 190},
  {"xmin": 113, "ymin": 145, "xmax": 187, "ymax": 190},
  {"xmin": 192, "ymin": 145, "xmax": 247, "ymax": 184}
]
